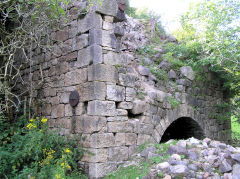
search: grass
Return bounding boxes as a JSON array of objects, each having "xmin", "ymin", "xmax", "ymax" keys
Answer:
[
  {"xmin": 232, "ymin": 115, "xmax": 240, "ymax": 146},
  {"xmin": 106, "ymin": 140, "xmax": 178, "ymax": 179},
  {"xmin": 105, "ymin": 162, "xmax": 150, "ymax": 179}
]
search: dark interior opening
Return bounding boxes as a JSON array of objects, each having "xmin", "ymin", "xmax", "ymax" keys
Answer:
[{"xmin": 160, "ymin": 117, "xmax": 205, "ymax": 143}]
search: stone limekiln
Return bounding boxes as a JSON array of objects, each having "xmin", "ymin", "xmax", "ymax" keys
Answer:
[{"xmin": 20, "ymin": 0, "xmax": 231, "ymax": 178}]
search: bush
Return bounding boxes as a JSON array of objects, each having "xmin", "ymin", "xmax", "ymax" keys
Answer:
[{"xmin": 0, "ymin": 113, "xmax": 87, "ymax": 179}]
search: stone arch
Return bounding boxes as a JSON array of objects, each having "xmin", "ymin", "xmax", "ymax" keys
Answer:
[
  {"xmin": 160, "ymin": 117, "xmax": 205, "ymax": 142},
  {"xmin": 158, "ymin": 104, "xmax": 206, "ymax": 143}
]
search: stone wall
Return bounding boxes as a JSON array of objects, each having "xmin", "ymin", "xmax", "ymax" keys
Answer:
[{"xmin": 19, "ymin": 0, "xmax": 231, "ymax": 178}]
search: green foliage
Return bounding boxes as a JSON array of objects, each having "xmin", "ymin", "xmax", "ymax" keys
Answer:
[
  {"xmin": 173, "ymin": 0, "xmax": 240, "ymax": 97},
  {"xmin": 167, "ymin": 96, "xmax": 180, "ymax": 109},
  {"xmin": 154, "ymin": 140, "xmax": 177, "ymax": 154},
  {"xmin": 149, "ymin": 65, "xmax": 168, "ymax": 82},
  {"xmin": 136, "ymin": 90, "xmax": 146, "ymax": 100},
  {"xmin": 231, "ymin": 115, "xmax": 240, "ymax": 147},
  {"xmin": 137, "ymin": 45, "xmax": 159, "ymax": 57},
  {"xmin": 0, "ymin": 114, "xmax": 87, "ymax": 179}
]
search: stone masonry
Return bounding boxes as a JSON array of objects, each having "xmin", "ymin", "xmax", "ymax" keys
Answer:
[{"xmin": 19, "ymin": 0, "xmax": 231, "ymax": 178}]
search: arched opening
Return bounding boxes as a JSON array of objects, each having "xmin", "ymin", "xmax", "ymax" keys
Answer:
[{"xmin": 160, "ymin": 117, "xmax": 205, "ymax": 143}]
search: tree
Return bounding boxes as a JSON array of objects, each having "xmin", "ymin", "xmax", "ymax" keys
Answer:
[{"xmin": 174, "ymin": 0, "xmax": 240, "ymax": 97}]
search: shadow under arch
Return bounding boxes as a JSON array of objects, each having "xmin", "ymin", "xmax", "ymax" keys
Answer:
[{"xmin": 160, "ymin": 117, "xmax": 205, "ymax": 143}]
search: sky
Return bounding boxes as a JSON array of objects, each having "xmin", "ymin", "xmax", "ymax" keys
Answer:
[{"xmin": 130, "ymin": 0, "xmax": 198, "ymax": 32}]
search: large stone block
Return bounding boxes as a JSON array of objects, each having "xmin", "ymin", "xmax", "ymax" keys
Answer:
[
  {"xmin": 115, "ymin": 133, "xmax": 125, "ymax": 146},
  {"xmin": 94, "ymin": 0, "xmax": 118, "ymax": 17},
  {"xmin": 90, "ymin": 133, "xmax": 115, "ymax": 148},
  {"xmin": 180, "ymin": 66, "xmax": 195, "ymax": 81},
  {"xmin": 89, "ymin": 162, "xmax": 117, "ymax": 179},
  {"xmin": 107, "ymin": 84, "xmax": 125, "ymax": 101},
  {"xmin": 76, "ymin": 45, "xmax": 102, "ymax": 67},
  {"xmin": 88, "ymin": 64, "xmax": 118, "ymax": 82},
  {"xmin": 72, "ymin": 34, "xmax": 88, "ymax": 51},
  {"xmin": 125, "ymin": 133, "xmax": 137, "ymax": 145},
  {"xmin": 64, "ymin": 68, "xmax": 87, "ymax": 86},
  {"xmin": 51, "ymin": 104, "xmax": 65, "ymax": 118},
  {"xmin": 108, "ymin": 121, "xmax": 135, "ymax": 133},
  {"xmin": 131, "ymin": 100, "xmax": 147, "ymax": 115},
  {"xmin": 117, "ymin": 102, "xmax": 133, "ymax": 110},
  {"xmin": 65, "ymin": 103, "xmax": 84, "ymax": 117},
  {"xmin": 78, "ymin": 82, "xmax": 106, "ymax": 101},
  {"xmin": 103, "ymin": 51, "xmax": 126, "ymax": 65},
  {"xmin": 102, "ymin": 30, "xmax": 117, "ymax": 49},
  {"xmin": 119, "ymin": 73, "xmax": 138, "ymax": 87},
  {"xmin": 89, "ymin": 28, "xmax": 102, "ymax": 45},
  {"xmin": 136, "ymin": 123, "xmax": 154, "ymax": 135},
  {"xmin": 75, "ymin": 115, "xmax": 107, "ymax": 134},
  {"xmin": 126, "ymin": 87, "xmax": 136, "ymax": 101},
  {"xmin": 82, "ymin": 148, "xmax": 108, "ymax": 163},
  {"xmin": 87, "ymin": 100, "xmax": 116, "ymax": 116},
  {"xmin": 77, "ymin": 13, "xmax": 102, "ymax": 34},
  {"xmin": 137, "ymin": 134, "xmax": 153, "ymax": 145},
  {"xmin": 108, "ymin": 146, "xmax": 129, "ymax": 161}
]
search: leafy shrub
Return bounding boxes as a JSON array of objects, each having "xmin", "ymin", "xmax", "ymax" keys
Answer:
[{"xmin": 0, "ymin": 113, "xmax": 87, "ymax": 179}]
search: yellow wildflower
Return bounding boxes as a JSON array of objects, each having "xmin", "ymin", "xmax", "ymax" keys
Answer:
[
  {"xmin": 55, "ymin": 174, "xmax": 61, "ymax": 179},
  {"xmin": 61, "ymin": 161, "xmax": 71, "ymax": 170},
  {"xmin": 41, "ymin": 117, "xmax": 48, "ymax": 123},
  {"xmin": 26, "ymin": 123, "xmax": 37, "ymax": 129},
  {"xmin": 65, "ymin": 148, "xmax": 71, "ymax": 153},
  {"xmin": 29, "ymin": 118, "xmax": 35, "ymax": 122}
]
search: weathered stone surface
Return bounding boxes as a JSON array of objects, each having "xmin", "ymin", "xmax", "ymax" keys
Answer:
[
  {"xmin": 75, "ymin": 115, "xmax": 106, "ymax": 133},
  {"xmin": 89, "ymin": 162, "xmax": 117, "ymax": 179},
  {"xmin": 107, "ymin": 84, "xmax": 125, "ymax": 101},
  {"xmin": 76, "ymin": 44, "xmax": 102, "ymax": 67},
  {"xmin": 108, "ymin": 146, "xmax": 129, "ymax": 161},
  {"xmin": 119, "ymin": 73, "xmax": 138, "ymax": 87},
  {"xmin": 87, "ymin": 100, "xmax": 116, "ymax": 116},
  {"xmin": 231, "ymin": 154, "xmax": 240, "ymax": 163},
  {"xmin": 118, "ymin": 102, "xmax": 133, "ymax": 109},
  {"xmin": 94, "ymin": 0, "xmax": 118, "ymax": 16},
  {"xmin": 115, "ymin": 133, "xmax": 125, "ymax": 146},
  {"xmin": 90, "ymin": 133, "xmax": 115, "ymax": 148},
  {"xmin": 72, "ymin": 34, "xmax": 89, "ymax": 51},
  {"xmin": 114, "ymin": 26, "xmax": 124, "ymax": 37},
  {"xmin": 77, "ymin": 13, "xmax": 102, "ymax": 33},
  {"xmin": 232, "ymin": 164, "xmax": 240, "ymax": 179},
  {"xmin": 89, "ymin": 28, "xmax": 102, "ymax": 45},
  {"xmin": 159, "ymin": 60, "xmax": 170, "ymax": 70},
  {"xmin": 140, "ymin": 146, "xmax": 155, "ymax": 158},
  {"xmin": 115, "ymin": 109, "xmax": 128, "ymax": 116},
  {"xmin": 126, "ymin": 87, "xmax": 136, "ymax": 101},
  {"xmin": 65, "ymin": 103, "xmax": 84, "ymax": 116},
  {"xmin": 88, "ymin": 64, "xmax": 118, "ymax": 82},
  {"xmin": 131, "ymin": 100, "xmax": 146, "ymax": 115},
  {"xmin": 64, "ymin": 68, "xmax": 87, "ymax": 86},
  {"xmin": 102, "ymin": 30, "xmax": 117, "ymax": 49},
  {"xmin": 219, "ymin": 159, "xmax": 232, "ymax": 173},
  {"xmin": 103, "ymin": 51, "xmax": 126, "ymax": 65},
  {"xmin": 78, "ymin": 82, "xmax": 106, "ymax": 101},
  {"xmin": 138, "ymin": 65, "xmax": 150, "ymax": 76},
  {"xmin": 125, "ymin": 133, "xmax": 137, "ymax": 145},
  {"xmin": 180, "ymin": 66, "xmax": 195, "ymax": 81},
  {"xmin": 157, "ymin": 162, "xmax": 170, "ymax": 171},
  {"xmin": 170, "ymin": 165, "xmax": 188, "ymax": 176},
  {"xmin": 108, "ymin": 121, "xmax": 135, "ymax": 133},
  {"xmin": 82, "ymin": 148, "xmax": 108, "ymax": 162},
  {"xmin": 51, "ymin": 104, "xmax": 64, "ymax": 118},
  {"xmin": 103, "ymin": 21, "xmax": 114, "ymax": 30},
  {"xmin": 168, "ymin": 69, "xmax": 177, "ymax": 79},
  {"xmin": 107, "ymin": 116, "xmax": 128, "ymax": 122},
  {"xmin": 136, "ymin": 123, "xmax": 154, "ymax": 135},
  {"xmin": 137, "ymin": 134, "xmax": 152, "ymax": 145}
]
